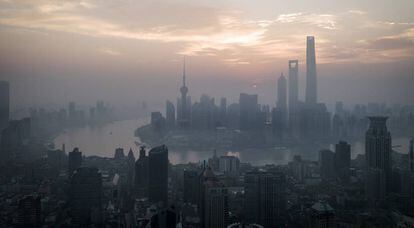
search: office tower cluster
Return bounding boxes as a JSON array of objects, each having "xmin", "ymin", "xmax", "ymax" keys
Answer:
[
  {"xmin": 171, "ymin": 150, "xmax": 287, "ymax": 227},
  {"xmin": 146, "ymin": 36, "xmax": 332, "ymax": 149},
  {"xmin": 135, "ymin": 36, "xmax": 414, "ymax": 153},
  {"xmin": 283, "ymin": 36, "xmax": 330, "ymax": 140},
  {"xmin": 67, "ymin": 101, "xmax": 111, "ymax": 126}
]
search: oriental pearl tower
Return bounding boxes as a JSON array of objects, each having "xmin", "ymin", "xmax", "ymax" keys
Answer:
[{"xmin": 179, "ymin": 58, "xmax": 189, "ymax": 128}]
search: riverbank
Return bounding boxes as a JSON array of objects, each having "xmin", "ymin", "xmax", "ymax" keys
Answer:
[{"xmin": 54, "ymin": 118, "xmax": 149, "ymax": 158}]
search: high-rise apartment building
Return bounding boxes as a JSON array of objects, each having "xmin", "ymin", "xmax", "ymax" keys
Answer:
[{"xmin": 149, "ymin": 145, "xmax": 169, "ymax": 205}]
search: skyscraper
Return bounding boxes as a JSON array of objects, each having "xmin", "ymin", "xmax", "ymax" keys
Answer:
[
  {"xmin": 366, "ymin": 117, "xmax": 391, "ymax": 170},
  {"xmin": 149, "ymin": 145, "xmax": 169, "ymax": 205},
  {"xmin": 319, "ymin": 149, "xmax": 335, "ymax": 180},
  {"xmin": 0, "ymin": 81, "xmax": 10, "ymax": 130},
  {"xmin": 208, "ymin": 150, "xmax": 220, "ymax": 172},
  {"xmin": 135, "ymin": 146, "xmax": 149, "ymax": 198},
  {"xmin": 183, "ymin": 169, "xmax": 199, "ymax": 204},
  {"xmin": 277, "ymin": 73, "xmax": 287, "ymax": 110},
  {"xmin": 244, "ymin": 170, "xmax": 286, "ymax": 227},
  {"xmin": 204, "ymin": 187, "xmax": 229, "ymax": 228},
  {"xmin": 151, "ymin": 111, "xmax": 165, "ymax": 130},
  {"xmin": 166, "ymin": 100, "xmax": 175, "ymax": 128},
  {"xmin": 178, "ymin": 59, "xmax": 190, "ymax": 128},
  {"xmin": 68, "ymin": 148, "xmax": 82, "ymax": 175},
  {"xmin": 276, "ymin": 72, "xmax": 288, "ymax": 130},
  {"xmin": 127, "ymin": 148, "xmax": 136, "ymax": 189},
  {"xmin": 239, "ymin": 93, "xmax": 259, "ymax": 130},
  {"xmin": 199, "ymin": 166, "xmax": 229, "ymax": 228},
  {"xmin": 288, "ymin": 60, "xmax": 299, "ymax": 110},
  {"xmin": 70, "ymin": 167, "xmax": 102, "ymax": 226},
  {"xmin": 219, "ymin": 97, "xmax": 227, "ymax": 126},
  {"xmin": 17, "ymin": 195, "xmax": 41, "ymax": 227},
  {"xmin": 410, "ymin": 138, "xmax": 414, "ymax": 172},
  {"xmin": 288, "ymin": 60, "xmax": 300, "ymax": 137},
  {"xmin": 309, "ymin": 201, "xmax": 335, "ymax": 228},
  {"xmin": 335, "ymin": 141, "xmax": 351, "ymax": 181},
  {"xmin": 150, "ymin": 207, "xmax": 178, "ymax": 228},
  {"xmin": 365, "ymin": 116, "xmax": 392, "ymax": 194},
  {"xmin": 68, "ymin": 101, "xmax": 76, "ymax": 122},
  {"xmin": 191, "ymin": 94, "xmax": 216, "ymax": 130},
  {"xmin": 218, "ymin": 155, "xmax": 240, "ymax": 176},
  {"xmin": 127, "ymin": 148, "xmax": 135, "ymax": 161},
  {"xmin": 306, "ymin": 36, "xmax": 317, "ymax": 104},
  {"xmin": 114, "ymin": 148, "xmax": 125, "ymax": 159},
  {"xmin": 365, "ymin": 168, "xmax": 386, "ymax": 200},
  {"xmin": 335, "ymin": 101, "xmax": 344, "ymax": 115},
  {"xmin": 0, "ymin": 118, "xmax": 31, "ymax": 159}
]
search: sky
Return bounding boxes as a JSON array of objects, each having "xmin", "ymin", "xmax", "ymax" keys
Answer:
[{"xmin": 0, "ymin": 0, "xmax": 413, "ymax": 112}]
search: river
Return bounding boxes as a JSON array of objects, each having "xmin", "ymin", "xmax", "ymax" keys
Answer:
[{"xmin": 53, "ymin": 119, "xmax": 411, "ymax": 165}]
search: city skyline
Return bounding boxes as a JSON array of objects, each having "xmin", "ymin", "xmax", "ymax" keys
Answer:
[{"xmin": 1, "ymin": 1, "xmax": 414, "ymax": 227}]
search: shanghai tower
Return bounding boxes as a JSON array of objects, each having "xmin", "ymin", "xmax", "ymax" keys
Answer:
[{"xmin": 306, "ymin": 36, "xmax": 317, "ymax": 104}]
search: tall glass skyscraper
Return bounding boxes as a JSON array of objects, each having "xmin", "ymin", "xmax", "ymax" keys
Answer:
[{"xmin": 306, "ymin": 36, "xmax": 317, "ymax": 104}]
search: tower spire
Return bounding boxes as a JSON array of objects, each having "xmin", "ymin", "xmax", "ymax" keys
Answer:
[{"xmin": 179, "ymin": 56, "xmax": 189, "ymax": 128}]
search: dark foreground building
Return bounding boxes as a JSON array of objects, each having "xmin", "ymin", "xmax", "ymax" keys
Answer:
[
  {"xmin": 365, "ymin": 116, "xmax": 392, "ymax": 199},
  {"xmin": 69, "ymin": 167, "xmax": 102, "ymax": 226},
  {"xmin": 149, "ymin": 145, "xmax": 169, "ymax": 205},
  {"xmin": 244, "ymin": 170, "xmax": 286, "ymax": 227}
]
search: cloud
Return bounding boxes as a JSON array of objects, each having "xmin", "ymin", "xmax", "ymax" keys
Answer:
[
  {"xmin": 99, "ymin": 47, "xmax": 121, "ymax": 56},
  {"xmin": 348, "ymin": 10, "xmax": 366, "ymax": 15},
  {"xmin": 351, "ymin": 28, "xmax": 414, "ymax": 63},
  {"xmin": 368, "ymin": 37, "xmax": 414, "ymax": 50},
  {"xmin": 0, "ymin": 1, "xmax": 413, "ymax": 65},
  {"xmin": 275, "ymin": 13, "xmax": 337, "ymax": 30}
]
